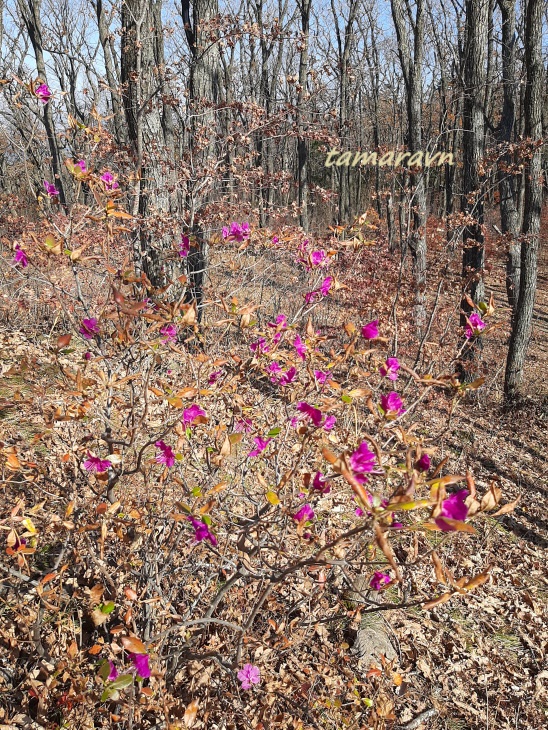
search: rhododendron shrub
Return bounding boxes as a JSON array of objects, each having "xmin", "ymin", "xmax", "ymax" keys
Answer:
[{"xmin": 0, "ymin": 155, "xmax": 507, "ymax": 726}]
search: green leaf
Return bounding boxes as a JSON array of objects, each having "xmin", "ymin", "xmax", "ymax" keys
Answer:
[
  {"xmin": 98, "ymin": 659, "xmax": 111, "ymax": 682},
  {"xmin": 202, "ymin": 514, "xmax": 212, "ymax": 526},
  {"xmin": 108, "ymin": 674, "xmax": 134, "ymax": 691},
  {"xmin": 266, "ymin": 491, "xmax": 280, "ymax": 506},
  {"xmin": 341, "ymin": 394, "xmax": 353, "ymax": 404},
  {"xmin": 266, "ymin": 427, "xmax": 281, "ymax": 437},
  {"xmin": 100, "ymin": 601, "xmax": 116, "ymax": 614},
  {"xmin": 191, "ymin": 486, "xmax": 202, "ymax": 497}
]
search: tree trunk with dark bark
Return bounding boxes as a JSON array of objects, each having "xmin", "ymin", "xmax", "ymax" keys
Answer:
[{"xmin": 504, "ymin": 0, "xmax": 543, "ymax": 402}]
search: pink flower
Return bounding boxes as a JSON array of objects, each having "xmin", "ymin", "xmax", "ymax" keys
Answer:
[
  {"xmin": 323, "ymin": 415, "xmax": 337, "ymax": 430},
  {"xmin": 305, "ymin": 290, "xmax": 318, "ymax": 305},
  {"xmin": 234, "ymin": 417, "xmax": 253, "ymax": 433},
  {"xmin": 296, "ymin": 402, "xmax": 323, "ymax": 427},
  {"xmin": 75, "ymin": 159, "xmax": 87, "ymax": 173},
  {"xmin": 314, "ymin": 370, "xmax": 329, "ymax": 385},
  {"xmin": 313, "ymin": 471, "xmax": 331, "ymax": 494},
  {"xmin": 101, "ymin": 171, "xmax": 119, "ymax": 190},
  {"xmin": 250, "ymin": 337, "xmax": 269, "ymax": 354},
  {"xmin": 279, "ymin": 366, "xmax": 297, "ymax": 385},
  {"xmin": 160, "ymin": 323, "xmax": 177, "ymax": 342},
  {"xmin": 272, "ymin": 235, "xmax": 279, "ymax": 245},
  {"xmin": 268, "ymin": 314, "xmax": 287, "ymax": 329},
  {"xmin": 128, "ymin": 653, "xmax": 150, "ymax": 679},
  {"xmin": 293, "ymin": 504, "xmax": 315, "ymax": 522},
  {"xmin": 208, "ymin": 369, "xmax": 223, "ymax": 384},
  {"xmin": 361, "ymin": 320, "xmax": 379, "ymax": 340},
  {"xmin": 380, "ymin": 391, "xmax": 405, "ymax": 416},
  {"xmin": 369, "ymin": 571, "xmax": 391, "ymax": 590},
  {"xmin": 155, "ymin": 440, "xmax": 175, "ymax": 467},
  {"xmin": 13, "ymin": 244, "xmax": 28, "ymax": 268},
  {"xmin": 237, "ymin": 663, "xmax": 261, "ymax": 690},
  {"xmin": 310, "ymin": 249, "xmax": 327, "ymax": 268},
  {"xmin": 83, "ymin": 452, "xmax": 111, "ymax": 473},
  {"xmin": 416, "ymin": 453, "xmax": 431, "ymax": 472},
  {"xmin": 107, "ymin": 661, "xmax": 118, "ymax": 681},
  {"xmin": 299, "ymin": 238, "xmax": 309, "ymax": 253},
  {"xmin": 222, "ymin": 221, "xmax": 250, "ymax": 242},
  {"xmin": 248, "ymin": 437, "xmax": 271, "ymax": 458},
  {"xmin": 320, "ymin": 276, "xmax": 332, "ymax": 296},
  {"xmin": 83, "ymin": 351, "xmax": 92, "ymax": 361},
  {"xmin": 465, "ymin": 312, "xmax": 485, "ymax": 339},
  {"xmin": 179, "ymin": 234, "xmax": 190, "ymax": 258},
  {"xmin": 182, "ymin": 404, "xmax": 206, "ymax": 427},
  {"xmin": 435, "ymin": 490, "xmax": 469, "ymax": 531},
  {"xmin": 380, "ymin": 357, "xmax": 400, "ymax": 381},
  {"xmin": 355, "ymin": 507, "xmax": 365, "ymax": 517},
  {"xmin": 187, "ymin": 516, "xmax": 217, "ymax": 546},
  {"xmin": 79, "ymin": 317, "xmax": 100, "ymax": 339},
  {"xmin": 349, "ymin": 442, "xmax": 376, "ymax": 484},
  {"xmin": 35, "ymin": 83, "xmax": 52, "ymax": 103},
  {"xmin": 43, "ymin": 179, "xmax": 59, "ymax": 196},
  {"xmin": 293, "ymin": 334, "xmax": 307, "ymax": 360}
]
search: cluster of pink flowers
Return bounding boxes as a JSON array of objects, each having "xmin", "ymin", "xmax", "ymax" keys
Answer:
[
  {"xmin": 293, "ymin": 334, "xmax": 307, "ymax": 360},
  {"xmin": 79, "ymin": 318, "xmax": 100, "ymax": 339},
  {"xmin": 187, "ymin": 516, "xmax": 217, "ymax": 546},
  {"xmin": 234, "ymin": 417, "xmax": 253, "ymax": 433},
  {"xmin": 155, "ymin": 440, "xmax": 175, "ymax": 467},
  {"xmin": 83, "ymin": 452, "xmax": 111, "ymax": 473},
  {"xmin": 295, "ymin": 402, "xmax": 336, "ymax": 431},
  {"xmin": 160, "ymin": 323, "xmax": 177, "ymax": 342},
  {"xmin": 465, "ymin": 312, "xmax": 485, "ymax": 339},
  {"xmin": 182, "ymin": 404, "xmax": 206, "ymax": 427},
  {"xmin": 13, "ymin": 244, "xmax": 28, "ymax": 268},
  {"xmin": 179, "ymin": 234, "xmax": 190, "ymax": 258},
  {"xmin": 222, "ymin": 221, "xmax": 250, "ymax": 242},
  {"xmin": 43, "ymin": 180, "xmax": 59, "ymax": 197},
  {"xmin": 380, "ymin": 357, "xmax": 400, "ymax": 381},
  {"xmin": 250, "ymin": 337, "xmax": 269, "ymax": 355},
  {"xmin": 380, "ymin": 391, "xmax": 405, "ymax": 417},
  {"xmin": 248, "ymin": 436, "xmax": 271, "ymax": 458},
  {"xmin": 34, "ymin": 83, "xmax": 52, "ymax": 103},
  {"xmin": 268, "ymin": 362, "xmax": 297, "ymax": 386},
  {"xmin": 101, "ymin": 170, "xmax": 119, "ymax": 190},
  {"xmin": 305, "ymin": 276, "xmax": 332, "ymax": 304},
  {"xmin": 237, "ymin": 663, "xmax": 261, "ymax": 690},
  {"xmin": 312, "ymin": 471, "xmax": 331, "ymax": 495},
  {"xmin": 349, "ymin": 442, "xmax": 377, "ymax": 484}
]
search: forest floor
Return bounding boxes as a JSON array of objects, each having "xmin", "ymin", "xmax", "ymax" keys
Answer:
[{"xmin": 0, "ymin": 206, "xmax": 547, "ymax": 730}]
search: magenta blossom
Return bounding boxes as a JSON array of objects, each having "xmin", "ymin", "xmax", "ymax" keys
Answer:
[
  {"xmin": 272, "ymin": 365, "xmax": 297, "ymax": 386},
  {"xmin": 361, "ymin": 319, "xmax": 379, "ymax": 340},
  {"xmin": 293, "ymin": 334, "xmax": 307, "ymax": 360},
  {"xmin": 208, "ymin": 369, "xmax": 223, "ymax": 384},
  {"xmin": 305, "ymin": 290, "xmax": 318, "ymax": 305},
  {"xmin": 160, "ymin": 323, "xmax": 177, "ymax": 342},
  {"xmin": 248, "ymin": 437, "xmax": 271, "ymax": 458},
  {"xmin": 250, "ymin": 337, "xmax": 269, "ymax": 355},
  {"xmin": 43, "ymin": 179, "xmax": 59, "ymax": 196},
  {"xmin": 237, "ymin": 663, "xmax": 261, "ymax": 690},
  {"xmin": 314, "ymin": 370, "xmax": 329, "ymax": 385},
  {"xmin": 101, "ymin": 170, "xmax": 119, "ymax": 190},
  {"xmin": 107, "ymin": 661, "xmax": 118, "ymax": 681},
  {"xmin": 35, "ymin": 83, "xmax": 52, "ymax": 103},
  {"xmin": 380, "ymin": 357, "xmax": 400, "ymax": 381},
  {"xmin": 268, "ymin": 314, "xmax": 287, "ymax": 329},
  {"xmin": 416, "ymin": 453, "xmax": 431, "ymax": 472},
  {"xmin": 155, "ymin": 440, "xmax": 175, "ymax": 467},
  {"xmin": 369, "ymin": 571, "xmax": 391, "ymax": 590},
  {"xmin": 13, "ymin": 244, "xmax": 29, "ymax": 268},
  {"xmin": 234, "ymin": 417, "xmax": 253, "ymax": 433},
  {"xmin": 349, "ymin": 442, "xmax": 376, "ymax": 484},
  {"xmin": 465, "ymin": 312, "xmax": 486, "ymax": 339},
  {"xmin": 128, "ymin": 653, "xmax": 151, "ymax": 679},
  {"xmin": 309, "ymin": 249, "xmax": 327, "ymax": 268},
  {"xmin": 323, "ymin": 415, "xmax": 337, "ymax": 430},
  {"xmin": 187, "ymin": 516, "xmax": 217, "ymax": 546},
  {"xmin": 313, "ymin": 471, "xmax": 331, "ymax": 495},
  {"xmin": 83, "ymin": 351, "xmax": 92, "ymax": 361},
  {"xmin": 296, "ymin": 402, "xmax": 323, "ymax": 427},
  {"xmin": 380, "ymin": 391, "xmax": 405, "ymax": 416},
  {"xmin": 83, "ymin": 452, "xmax": 111, "ymax": 473},
  {"xmin": 435, "ymin": 490, "xmax": 469, "ymax": 531},
  {"xmin": 272, "ymin": 235, "xmax": 279, "ymax": 245},
  {"xmin": 179, "ymin": 234, "xmax": 190, "ymax": 258},
  {"xmin": 182, "ymin": 404, "xmax": 206, "ymax": 427},
  {"xmin": 79, "ymin": 317, "xmax": 100, "ymax": 339},
  {"xmin": 293, "ymin": 504, "xmax": 315, "ymax": 522},
  {"xmin": 320, "ymin": 276, "xmax": 332, "ymax": 296},
  {"xmin": 222, "ymin": 221, "xmax": 250, "ymax": 242},
  {"xmin": 75, "ymin": 159, "xmax": 87, "ymax": 173}
]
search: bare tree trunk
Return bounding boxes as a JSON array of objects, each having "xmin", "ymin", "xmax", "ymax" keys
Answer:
[
  {"xmin": 497, "ymin": 0, "xmax": 520, "ymax": 312},
  {"xmin": 296, "ymin": 0, "xmax": 311, "ymax": 231},
  {"xmin": 17, "ymin": 0, "xmax": 67, "ymax": 207},
  {"xmin": 458, "ymin": 0, "xmax": 489, "ymax": 381},
  {"xmin": 504, "ymin": 0, "xmax": 543, "ymax": 402},
  {"xmin": 121, "ymin": 0, "xmax": 178, "ymax": 290},
  {"xmin": 391, "ymin": 0, "xmax": 427, "ymax": 335}
]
